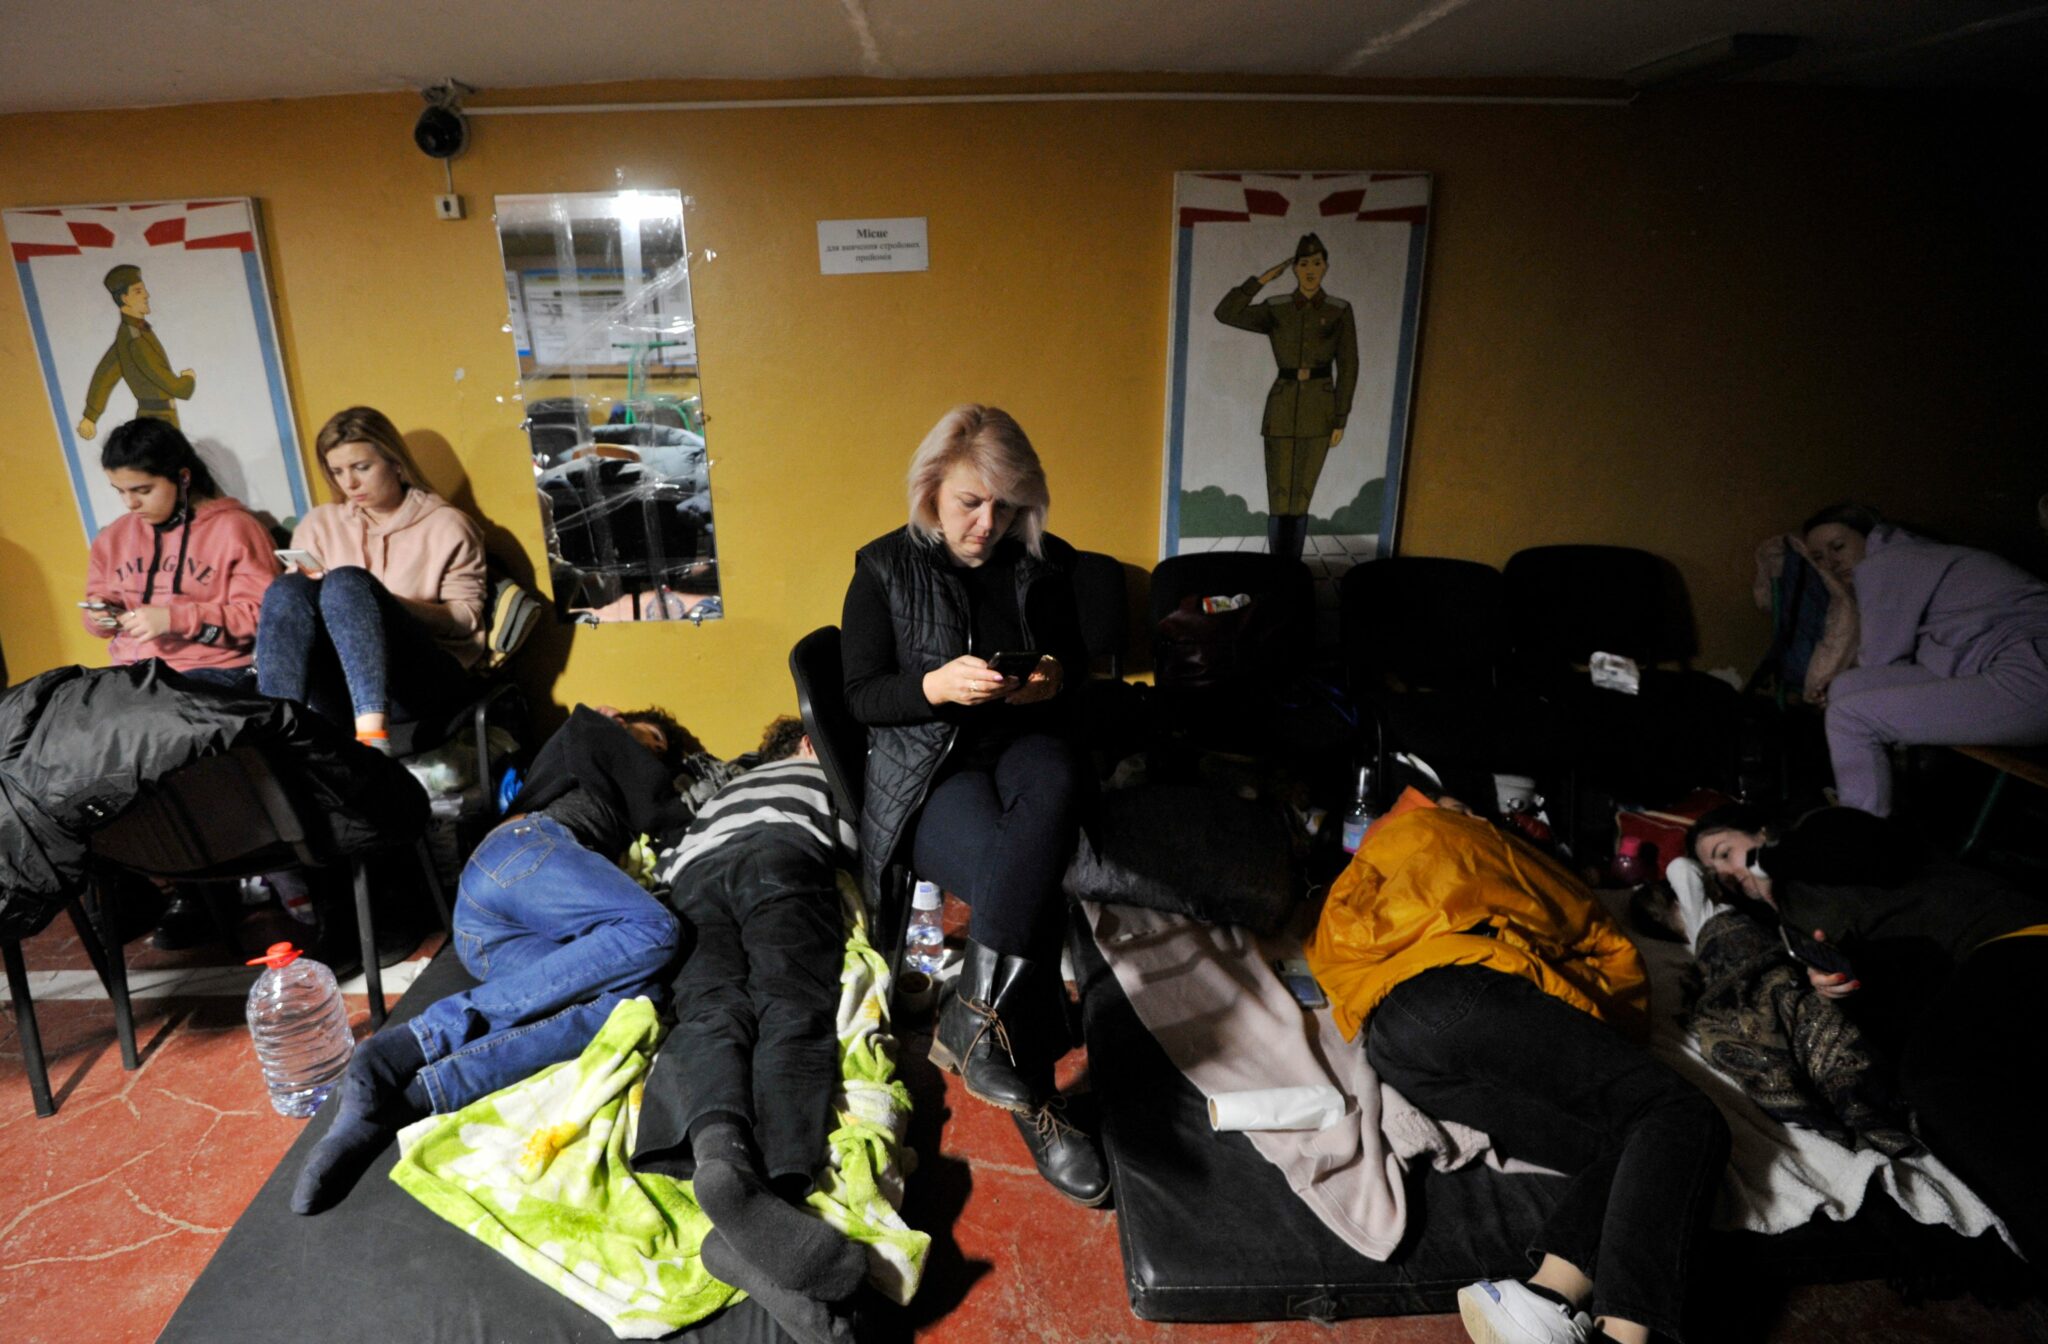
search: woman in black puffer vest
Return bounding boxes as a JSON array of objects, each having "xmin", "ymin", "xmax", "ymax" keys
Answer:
[{"xmin": 841, "ymin": 404, "xmax": 1106, "ymax": 1207}]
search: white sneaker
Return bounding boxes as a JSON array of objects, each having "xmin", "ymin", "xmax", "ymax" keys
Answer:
[{"xmin": 1456, "ymin": 1279, "xmax": 1589, "ymax": 1344}]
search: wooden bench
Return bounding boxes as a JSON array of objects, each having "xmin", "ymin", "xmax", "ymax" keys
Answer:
[{"xmin": 1952, "ymin": 744, "xmax": 2048, "ymax": 855}]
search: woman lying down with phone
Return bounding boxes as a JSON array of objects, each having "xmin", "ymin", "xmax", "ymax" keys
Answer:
[{"xmin": 1673, "ymin": 803, "xmax": 2048, "ymax": 1285}]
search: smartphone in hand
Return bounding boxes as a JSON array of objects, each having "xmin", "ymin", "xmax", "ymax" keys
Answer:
[
  {"xmin": 987, "ymin": 650, "xmax": 1041, "ymax": 679},
  {"xmin": 1790, "ymin": 937, "xmax": 1855, "ymax": 979},
  {"xmin": 274, "ymin": 547, "xmax": 325, "ymax": 573},
  {"xmin": 79, "ymin": 599, "xmax": 123, "ymax": 629}
]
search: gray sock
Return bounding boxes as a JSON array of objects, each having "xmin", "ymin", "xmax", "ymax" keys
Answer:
[
  {"xmin": 692, "ymin": 1121, "xmax": 865, "ymax": 1301},
  {"xmin": 702, "ymin": 1232, "xmax": 856, "ymax": 1344}
]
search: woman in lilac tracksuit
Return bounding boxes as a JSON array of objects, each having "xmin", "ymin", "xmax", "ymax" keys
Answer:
[{"xmin": 1804, "ymin": 503, "xmax": 2048, "ymax": 816}]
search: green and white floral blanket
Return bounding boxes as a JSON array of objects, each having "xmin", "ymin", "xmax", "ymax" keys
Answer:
[{"xmin": 390, "ymin": 874, "xmax": 928, "ymax": 1339}]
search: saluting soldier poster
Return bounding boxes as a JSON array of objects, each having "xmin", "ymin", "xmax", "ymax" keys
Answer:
[
  {"xmin": 1161, "ymin": 171, "xmax": 1431, "ymax": 583},
  {"xmin": 4, "ymin": 198, "xmax": 309, "ymax": 539}
]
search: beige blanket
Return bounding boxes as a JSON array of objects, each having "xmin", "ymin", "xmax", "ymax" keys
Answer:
[{"xmin": 1083, "ymin": 900, "xmax": 1512, "ymax": 1262}]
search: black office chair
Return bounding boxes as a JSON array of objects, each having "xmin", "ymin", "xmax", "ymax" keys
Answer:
[
  {"xmin": 4, "ymin": 748, "xmax": 445, "ymax": 1117},
  {"xmin": 1, "ymin": 899, "xmax": 131, "ymax": 1118},
  {"xmin": 525, "ymin": 397, "xmax": 588, "ymax": 435},
  {"xmin": 1070, "ymin": 549, "xmax": 1131, "ymax": 679},
  {"xmin": 1068, "ymin": 550, "xmax": 1150, "ymax": 765},
  {"xmin": 1148, "ymin": 551, "xmax": 1316, "ymax": 755},
  {"xmin": 1502, "ymin": 544, "xmax": 1740, "ymax": 806},
  {"xmin": 788, "ymin": 626, "xmax": 914, "ymax": 972},
  {"xmin": 1337, "ymin": 556, "xmax": 1571, "ymax": 814},
  {"xmin": 386, "ymin": 572, "xmax": 545, "ymax": 829}
]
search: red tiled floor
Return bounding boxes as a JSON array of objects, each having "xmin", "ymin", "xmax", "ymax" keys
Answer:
[
  {"xmin": 6, "ymin": 921, "xmax": 2047, "ymax": 1343},
  {"xmin": 0, "ymin": 912, "xmax": 432, "ymax": 1344}
]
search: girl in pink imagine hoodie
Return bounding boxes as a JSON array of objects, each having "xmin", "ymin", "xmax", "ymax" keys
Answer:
[
  {"xmin": 83, "ymin": 419, "xmax": 279, "ymax": 691},
  {"xmin": 256, "ymin": 406, "xmax": 486, "ymax": 751}
]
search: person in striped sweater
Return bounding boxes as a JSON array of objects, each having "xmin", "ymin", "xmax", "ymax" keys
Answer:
[{"xmin": 633, "ymin": 717, "xmax": 866, "ymax": 1344}]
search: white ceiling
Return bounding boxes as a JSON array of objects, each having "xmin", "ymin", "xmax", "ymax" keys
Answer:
[{"xmin": 3, "ymin": 0, "xmax": 2043, "ymax": 115}]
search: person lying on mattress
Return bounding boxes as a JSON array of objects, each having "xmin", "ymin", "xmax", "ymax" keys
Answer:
[
  {"xmin": 293, "ymin": 702, "xmax": 699, "ymax": 1214},
  {"xmin": 630, "ymin": 716, "xmax": 866, "ymax": 1344},
  {"xmin": 1687, "ymin": 802, "xmax": 2048, "ymax": 1282},
  {"xmin": 1306, "ymin": 787, "xmax": 1728, "ymax": 1344},
  {"xmin": 1631, "ymin": 865, "xmax": 1918, "ymax": 1160}
]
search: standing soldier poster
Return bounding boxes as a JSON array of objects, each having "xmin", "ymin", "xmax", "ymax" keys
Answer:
[
  {"xmin": 4, "ymin": 198, "xmax": 309, "ymax": 539},
  {"xmin": 1161, "ymin": 171, "xmax": 1431, "ymax": 583}
]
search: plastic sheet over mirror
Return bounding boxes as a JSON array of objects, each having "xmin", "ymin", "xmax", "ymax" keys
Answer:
[{"xmin": 495, "ymin": 189, "xmax": 720, "ymax": 624}]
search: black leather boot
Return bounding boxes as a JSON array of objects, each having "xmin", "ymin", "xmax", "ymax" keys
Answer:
[
  {"xmin": 1012, "ymin": 1098, "xmax": 1111, "ymax": 1207},
  {"xmin": 928, "ymin": 940, "xmax": 1036, "ymax": 1113}
]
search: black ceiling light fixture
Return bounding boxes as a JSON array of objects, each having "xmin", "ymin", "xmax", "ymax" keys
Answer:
[
  {"xmin": 414, "ymin": 80, "xmax": 475, "ymax": 159},
  {"xmin": 1626, "ymin": 34, "xmax": 1801, "ymax": 89}
]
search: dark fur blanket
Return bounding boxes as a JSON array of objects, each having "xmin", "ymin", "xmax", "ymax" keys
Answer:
[{"xmin": 1690, "ymin": 909, "xmax": 1918, "ymax": 1157}]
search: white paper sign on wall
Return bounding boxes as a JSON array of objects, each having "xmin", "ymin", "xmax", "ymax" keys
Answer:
[{"xmin": 817, "ymin": 218, "xmax": 929, "ymax": 275}]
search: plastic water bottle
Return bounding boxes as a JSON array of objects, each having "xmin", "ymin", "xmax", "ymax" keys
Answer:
[
  {"xmin": 245, "ymin": 942, "xmax": 355, "ymax": 1118},
  {"xmin": 904, "ymin": 881, "xmax": 946, "ymax": 977},
  {"xmin": 1340, "ymin": 765, "xmax": 1377, "ymax": 855}
]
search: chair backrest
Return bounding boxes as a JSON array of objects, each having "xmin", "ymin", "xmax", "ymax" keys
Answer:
[
  {"xmin": 1069, "ymin": 549, "xmax": 1130, "ymax": 678},
  {"xmin": 1148, "ymin": 551, "xmax": 1314, "ymax": 687},
  {"xmin": 89, "ymin": 748, "xmax": 318, "ymax": 878},
  {"xmin": 525, "ymin": 398, "xmax": 588, "ymax": 434},
  {"xmin": 1338, "ymin": 556, "xmax": 1505, "ymax": 692},
  {"xmin": 788, "ymin": 626, "xmax": 867, "ymax": 824},
  {"xmin": 1502, "ymin": 544, "xmax": 1698, "ymax": 667},
  {"xmin": 525, "ymin": 423, "xmax": 581, "ymax": 469}
]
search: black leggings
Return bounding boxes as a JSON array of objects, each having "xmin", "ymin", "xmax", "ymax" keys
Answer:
[
  {"xmin": 909, "ymin": 732, "xmax": 1085, "ymax": 961},
  {"xmin": 1368, "ymin": 966, "xmax": 1728, "ymax": 1340}
]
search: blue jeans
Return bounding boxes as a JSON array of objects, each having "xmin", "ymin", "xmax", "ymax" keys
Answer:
[
  {"xmin": 256, "ymin": 566, "xmax": 468, "ymax": 724},
  {"xmin": 1366, "ymin": 966, "xmax": 1728, "ymax": 1341},
  {"xmin": 407, "ymin": 815, "xmax": 682, "ymax": 1114}
]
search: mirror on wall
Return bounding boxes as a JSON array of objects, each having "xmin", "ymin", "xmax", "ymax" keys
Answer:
[{"xmin": 494, "ymin": 190, "xmax": 720, "ymax": 624}]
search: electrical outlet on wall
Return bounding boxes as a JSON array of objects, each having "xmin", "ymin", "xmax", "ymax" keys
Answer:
[{"xmin": 434, "ymin": 194, "xmax": 465, "ymax": 221}]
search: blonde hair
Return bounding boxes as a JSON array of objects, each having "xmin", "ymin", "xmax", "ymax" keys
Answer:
[
  {"xmin": 906, "ymin": 404, "xmax": 1049, "ymax": 557},
  {"xmin": 314, "ymin": 406, "xmax": 427, "ymax": 503}
]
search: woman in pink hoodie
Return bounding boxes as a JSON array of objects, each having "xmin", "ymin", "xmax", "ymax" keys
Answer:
[
  {"xmin": 83, "ymin": 419, "xmax": 279, "ymax": 691},
  {"xmin": 256, "ymin": 406, "xmax": 486, "ymax": 751}
]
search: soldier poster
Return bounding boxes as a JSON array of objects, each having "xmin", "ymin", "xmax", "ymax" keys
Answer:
[
  {"xmin": 1160, "ymin": 171, "xmax": 1431, "ymax": 583},
  {"xmin": 4, "ymin": 198, "xmax": 309, "ymax": 540}
]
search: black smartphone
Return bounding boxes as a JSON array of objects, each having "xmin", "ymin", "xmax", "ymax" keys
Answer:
[
  {"xmin": 1790, "ymin": 937, "xmax": 1855, "ymax": 979},
  {"xmin": 987, "ymin": 651, "xmax": 1041, "ymax": 679},
  {"xmin": 1273, "ymin": 958, "xmax": 1328, "ymax": 1009}
]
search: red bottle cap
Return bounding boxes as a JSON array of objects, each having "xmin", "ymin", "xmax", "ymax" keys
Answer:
[{"xmin": 246, "ymin": 941, "xmax": 303, "ymax": 968}]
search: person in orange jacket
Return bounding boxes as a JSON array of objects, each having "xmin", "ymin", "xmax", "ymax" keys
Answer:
[{"xmin": 1308, "ymin": 791, "xmax": 1727, "ymax": 1344}]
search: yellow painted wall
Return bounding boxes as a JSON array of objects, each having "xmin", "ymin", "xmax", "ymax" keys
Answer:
[{"xmin": 2, "ymin": 80, "xmax": 2039, "ymax": 754}]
